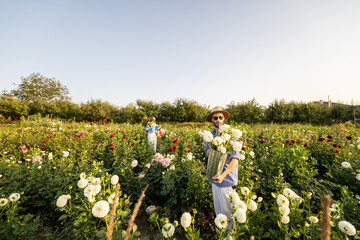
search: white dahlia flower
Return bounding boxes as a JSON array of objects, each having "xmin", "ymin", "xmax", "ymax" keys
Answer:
[
  {"xmin": 80, "ymin": 172, "xmax": 86, "ymax": 179},
  {"xmin": 278, "ymin": 205, "xmax": 290, "ymax": 216},
  {"xmin": 93, "ymin": 185, "xmax": 102, "ymax": 195},
  {"xmin": 221, "ymin": 134, "xmax": 231, "ymax": 142},
  {"xmin": 145, "ymin": 205, "xmax": 157, "ymax": 214},
  {"xmin": 162, "ymin": 223, "xmax": 175, "ymax": 238},
  {"xmin": 180, "ymin": 212, "xmax": 192, "ymax": 229},
  {"xmin": 341, "ymin": 162, "xmax": 351, "ymax": 169},
  {"xmin": 283, "ymin": 188, "xmax": 296, "ymax": 199},
  {"xmin": 84, "ymin": 185, "xmax": 96, "ymax": 197},
  {"xmin": 219, "ymin": 124, "xmax": 231, "ymax": 133},
  {"xmin": 56, "ymin": 195, "xmax": 68, "ymax": 208},
  {"xmin": 0, "ymin": 198, "xmax": 8, "ymax": 207},
  {"xmin": 94, "ymin": 178, "xmax": 101, "ymax": 185},
  {"xmin": 198, "ymin": 130, "xmax": 204, "ymax": 137},
  {"xmin": 9, "ymin": 193, "xmax": 20, "ymax": 202},
  {"xmin": 234, "ymin": 200, "xmax": 248, "ymax": 212},
  {"xmin": 229, "ymin": 190, "xmax": 239, "ymax": 198},
  {"xmin": 62, "ymin": 151, "xmax": 69, "ymax": 157},
  {"xmin": 338, "ymin": 221, "xmax": 356, "ymax": 236},
  {"xmin": 111, "ymin": 175, "xmax": 119, "ymax": 185},
  {"xmin": 309, "ymin": 216, "xmax": 319, "ymax": 224},
  {"xmin": 214, "ymin": 214, "xmax": 228, "ymax": 229},
  {"xmin": 87, "ymin": 176, "xmax": 95, "ymax": 185},
  {"xmin": 231, "ymin": 128, "xmax": 243, "ymax": 138},
  {"xmin": 219, "ymin": 145, "xmax": 227, "ymax": 154},
  {"xmin": 248, "ymin": 200, "xmax": 258, "ymax": 212},
  {"xmin": 88, "ymin": 193, "xmax": 96, "ymax": 203},
  {"xmin": 203, "ymin": 131, "xmax": 214, "ymax": 142},
  {"xmin": 77, "ymin": 178, "xmax": 88, "ymax": 189},
  {"xmin": 277, "ymin": 194, "xmax": 289, "ymax": 206},
  {"xmin": 232, "ymin": 142, "xmax": 243, "ymax": 152},
  {"xmin": 235, "ymin": 208, "xmax": 246, "ymax": 223},
  {"xmin": 92, "ymin": 200, "xmax": 110, "ymax": 218},
  {"xmin": 213, "ymin": 136, "xmax": 223, "ymax": 146},
  {"xmin": 240, "ymin": 187, "xmax": 250, "ymax": 196},
  {"xmin": 107, "ymin": 193, "xmax": 119, "ymax": 205},
  {"xmin": 281, "ymin": 215, "xmax": 290, "ymax": 224}
]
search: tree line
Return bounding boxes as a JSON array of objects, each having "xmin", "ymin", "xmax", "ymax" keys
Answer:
[{"xmin": 1, "ymin": 73, "xmax": 359, "ymax": 124}]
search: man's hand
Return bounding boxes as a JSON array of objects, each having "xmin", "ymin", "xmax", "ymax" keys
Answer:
[
  {"xmin": 211, "ymin": 158, "xmax": 238, "ymax": 184},
  {"xmin": 212, "ymin": 174, "xmax": 225, "ymax": 183}
]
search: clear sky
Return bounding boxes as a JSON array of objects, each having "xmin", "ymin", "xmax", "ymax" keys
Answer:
[{"xmin": 1, "ymin": 0, "xmax": 360, "ymax": 108}]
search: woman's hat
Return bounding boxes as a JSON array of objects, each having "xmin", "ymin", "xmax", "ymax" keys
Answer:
[{"xmin": 206, "ymin": 106, "xmax": 230, "ymax": 122}]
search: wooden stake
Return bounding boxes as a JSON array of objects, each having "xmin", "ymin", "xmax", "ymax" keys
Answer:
[
  {"xmin": 106, "ymin": 183, "xmax": 121, "ymax": 240},
  {"xmin": 320, "ymin": 195, "xmax": 331, "ymax": 240},
  {"xmin": 124, "ymin": 184, "xmax": 149, "ymax": 240}
]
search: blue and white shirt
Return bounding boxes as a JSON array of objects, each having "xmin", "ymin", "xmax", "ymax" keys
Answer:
[
  {"xmin": 204, "ymin": 129, "xmax": 240, "ymax": 187},
  {"xmin": 144, "ymin": 123, "xmax": 160, "ymax": 134}
]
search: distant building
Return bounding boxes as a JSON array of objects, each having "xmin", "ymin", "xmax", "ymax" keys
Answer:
[
  {"xmin": 318, "ymin": 100, "xmax": 360, "ymax": 110},
  {"xmin": 319, "ymin": 100, "xmax": 333, "ymax": 107}
]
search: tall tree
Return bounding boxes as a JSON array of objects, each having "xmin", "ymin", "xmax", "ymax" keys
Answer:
[
  {"xmin": 11, "ymin": 73, "xmax": 70, "ymax": 102},
  {"xmin": 226, "ymin": 98, "xmax": 264, "ymax": 124}
]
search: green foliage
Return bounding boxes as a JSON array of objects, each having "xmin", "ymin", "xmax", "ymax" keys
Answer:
[
  {"xmin": 80, "ymin": 99, "xmax": 118, "ymax": 122},
  {"xmin": 0, "ymin": 193, "xmax": 40, "ymax": 239},
  {"xmin": 1, "ymin": 119, "xmax": 360, "ymax": 239},
  {"xmin": 11, "ymin": 73, "xmax": 70, "ymax": 102},
  {"xmin": 0, "ymin": 95, "xmax": 29, "ymax": 118},
  {"xmin": 172, "ymin": 98, "xmax": 208, "ymax": 122},
  {"xmin": 226, "ymin": 98, "xmax": 264, "ymax": 124},
  {"xmin": 55, "ymin": 172, "xmax": 132, "ymax": 239},
  {"xmin": 265, "ymin": 99, "xmax": 295, "ymax": 123}
]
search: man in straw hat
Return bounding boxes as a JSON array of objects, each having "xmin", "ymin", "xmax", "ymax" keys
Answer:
[{"xmin": 204, "ymin": 106, "xmax": 240, "ymax": 231}]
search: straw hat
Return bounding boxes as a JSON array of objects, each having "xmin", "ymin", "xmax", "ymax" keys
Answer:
[{"xmin": 206, "ymin": 106, "xmax": 230, "ymax": 122}]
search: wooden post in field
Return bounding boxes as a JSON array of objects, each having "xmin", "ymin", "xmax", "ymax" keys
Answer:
[
  {"xmin": 124, "ymin": 184, "xmax": 149, "ymax": 240},
  {"xmin": 106, "ymin": 183, "xmax": 120, "ymax": 240},
  {"xmin": 320, "ymin": 195, "xmax": 331, "ymax": 240}
]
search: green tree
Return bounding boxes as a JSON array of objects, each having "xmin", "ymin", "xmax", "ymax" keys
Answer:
[
  {"xmin": 226, "ymin": 98, "xmax": 264, "ymax": 124},
  {"xmin": 135, "ymin": 99, "xmax": 159, "ymax": 120},
  {"xmin": 305, "ymin": 102, "xmax": 330, "ymax": 124},
  {"xmin": 11, "ymin": 73, "xmax": 70, "ymax": 102},
  {"xmin": 264, "ymin": 99, "xmax": 294, "ymax": 123},
  {"xmin": 53, "ymin": 100, "xmax": 81, "ymax": 120},
  {"xmin": 330, "ymin": 104, "xmax": 348, "ymax": 123},
  {"xmin": 80, "ymin": 99, "xmax": 118, "ymax": 122},
  {"xmin": 0, "ymin": 95, "xmax": 29, "ymax": 118},
  {"xmin": 114, "ymin": 104, "xmax": 139, "ymax": 123},
  {"xmin": 291, "ymin": 102, "xmax": 307, "ymax": 123},
  {"xmin": 158, "ymin": 101, "xmax": 175, "ymax": 122},
  {"xmin": 172, "ymin": 98, "xmax": 208, "ymax": 122}
]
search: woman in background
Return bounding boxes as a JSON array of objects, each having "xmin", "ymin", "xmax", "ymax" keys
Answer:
[{"xmin": 144, "ymin": 116, "xmax": 161, "ymax": 152}]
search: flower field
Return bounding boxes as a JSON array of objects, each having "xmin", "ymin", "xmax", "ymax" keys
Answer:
[{"xmin": 0, "ymin": 117, "xmax": 359, "ymax": 239}]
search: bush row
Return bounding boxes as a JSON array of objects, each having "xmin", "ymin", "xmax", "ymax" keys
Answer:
[{"xmin": 1, "ymin": 96, "xmax": 360, "ymax": 125}]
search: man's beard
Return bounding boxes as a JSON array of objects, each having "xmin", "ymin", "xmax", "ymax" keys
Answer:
[{"xmin": 213, "ymin": 122, "xmax": 222, "ymax": 128}]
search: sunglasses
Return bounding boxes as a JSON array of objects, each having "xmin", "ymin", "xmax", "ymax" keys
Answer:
[{"xmin": 212, "ymin": 116, "xmax": 224, "ymax": 121}]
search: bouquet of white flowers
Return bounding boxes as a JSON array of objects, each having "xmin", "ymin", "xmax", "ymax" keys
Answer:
[{"xmin": 201, "ymin": 124, "xmax": 244, "ymax": 180}]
